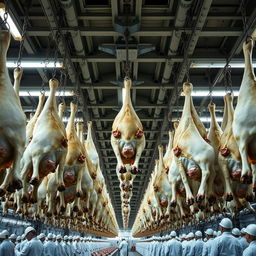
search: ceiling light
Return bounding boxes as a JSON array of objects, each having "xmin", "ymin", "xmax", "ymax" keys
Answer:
[
  {"xmin": 0, "ymin": 3, "xmax": 22, "ymax": 41},
  {"xmin": 172, "ymin": 117, "xmax": 223, "ymax": 123},
  {"xmin": 122, "ymin": 88, "xmax": 126, "ymax": 103},
  {"xmin": 191, "ymin": 90, "xmax": 239, "ymax": 97},
  {"xmin": 19, "ymin": 90, "xmax": 74, "ymax": 97},
  {"xmin": 190, "ymin": 61, "xmax": 253, "ymax": 69},
  {"xmin": 7, "ymin": 61, "xmax": 64, "ymax": 68}
]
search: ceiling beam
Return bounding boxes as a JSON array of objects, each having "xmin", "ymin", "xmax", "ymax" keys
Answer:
[{"xmin": 26, "ymin": 27, "xmax": 243, "ymax": 37}]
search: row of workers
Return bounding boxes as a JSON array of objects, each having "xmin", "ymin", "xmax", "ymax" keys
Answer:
[
  {"xmin": 136, "ymin": 218, "xmax": 256, "ymax": 256},
  {"xmin": 0, "ymin": 227, "xmax": 111, "ymax": 256}
]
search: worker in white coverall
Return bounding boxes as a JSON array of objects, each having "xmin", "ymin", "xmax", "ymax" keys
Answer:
[
  {"xmin": 210, "ymin": 218, "xmax": 243, "ymax": 256},
  {"xmin": 15, "ymin": 227, "xmax": 43, "ymax": 256},
  {"xmin": 0, "ymin": 230, "xmax": 15, "ymax": 256},
  {"xmin": 240, "ymin": 228, "xmax": 250, "ymax": 250},
  {"xmin": 202, "ymin": 228, "xmax": 215, "ymax": 256},
  {"xmin": 164, "ymin": 231, "xmax": 182, "ymax": 256},
  {"xmin": 119, "ymin": 238, "xmax": 128, "ymax": 256},
  {"xmin": 192, "ymin": 230, "xmax": 204, "ymax": 256},
  {"xmin": 43, "ymin": 233, "xmax": 57, "ymax": 256},
  {"xmin": 242, "ymin": 224, "xmax": 256, "ymax": 256}
]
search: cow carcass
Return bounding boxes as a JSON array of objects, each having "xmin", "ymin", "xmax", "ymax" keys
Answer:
[
  {"xmin": 0, "ymin": 31, "xmax": 26, "ymax": 195},
  {"xmin": 111, "ymin": 77, "xmax": 145, "ymax": 175}
]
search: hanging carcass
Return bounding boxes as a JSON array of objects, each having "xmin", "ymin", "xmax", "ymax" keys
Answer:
[
  {"xmin": 111, "ymin": 77, "xmax": 145, "ymax": 175},
  {"xmin": 233, "ymin": 38, "xmax": 256, "ymax": 192},
  {"xmin": 20, "ymin": 78, "xmax": 68, "ymax": 203},
  {"xmin": 0, "ymin": 31, "xmax": 26, "ymax": 195},
  {"xmin": 172, "ymin": 82, "xmax": 216, "ymax": 205}
]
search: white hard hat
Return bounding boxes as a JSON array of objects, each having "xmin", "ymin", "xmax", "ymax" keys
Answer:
[
  {"xmin": 16, "ymin": 236, "xmax": 21, "ymax": 241},
  {"xmin": 38, "ymin": 233, "xmax": 46, "ymax": 239},
  {"xmin": 213, "ymin": 231, "xmax": 217, "ymax": 237},
  {"xmin": 245, "ymin": 224, "xmax": 256, "ymax": 237},
  {"xmin": 205, "ymin": 229, "xmax": 213, "ymax": 236},
  {"xmin": 9, "ymin": 234, "xmax": 17, "ymax": 239},
  {"xmin": 195, "ymin": 231, "xmax": 202, "ymax": 237},
  {"xmin": 241, "ymin": 228, "xmax": 246, "ymax": 234},
  {"xmin": 188, "ymin": 232, "xmax": 194, "ymax": 238},
  {"xmin": 203, "ymin": 238, "xmax": 207, "ymax": 242},
  {"xmin": 52, "ymin": 234, "xmax": 56, "ymax": 239},
  {"xmin": 217, "ymin": 231, "xmax": 222, "ymax": 236},
  {"xmin": 170, "ymin": 231, "xmax": 177, "ymax": 237},
  {"xmin": 0, "ymin": 232, "xmax": 6, "ymax": 239},
  {"xmin": 56, "ymin": 235, "xmax": 62, "ymax": 240},
  {"xmin": 232, "ymin": 228, "xmax": 241, "ymax": 236},
  {"xmin": 47, "ymin": 233, "xmax": 53, "ymax": 239},
  {"xmin": 1, "ymin": 230, "xmax": 9, "ymax": 237},
  {"xmin": 21, "ymin": 234, "xmax": 25, "ymax": 239},
  {"xmin": 219, "ymin": 218, "xmax": 233, "ymax": 229},
  {"xmin": 64, "ymin": 235, "xmax": 68, "ymax": 240},
  {"xmin": 24, "ymin": 227, "xmax": 35, "ymax": 237}
]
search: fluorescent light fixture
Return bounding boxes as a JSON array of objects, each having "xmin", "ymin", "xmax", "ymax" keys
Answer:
[
  {"xmin": 7, "ymin": 61, "xmax": 63, "ymax": 68},
  {"xmin": 62, "ymin": 117, "xmax": 83, "ymax": 123},
  {"xmin": 19, "ymin": 90, "xmax": 74, "ymax": 97},
  {"xmin": 191, "ymin": 90, "xmax": 239, "ymax": 97},
  {"xmin": 190, "ymin": 61, "xmax": 254, "ymax": 69},
  {"xmin": 172, "ymin": 117, "xmax": 223, "ymax": 123},
  {"xmin": 0, "ymin": 3, "xmax": 22, "ymax": 41},
  {"xmin": 122, "ymin": 88, "xmax": 126, "ymax": 103}
]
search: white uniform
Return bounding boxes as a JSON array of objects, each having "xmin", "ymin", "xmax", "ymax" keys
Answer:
[
  {"xmin": 202, "ymin": 238, "xmax": 214, "ymax": 256},
  {"xmin": 164, "ymin": 238, "xmax": 182, "ymax": 256},
  {"xmin": 242, "ymin": 240, "xmax": 256, "ymax": 256},
  {"xmin": 15, "ymin": 237, "xmax": 43, "ymax": 256},
  {"xmin": 43, "ymin": 241, "xmax": 57, "ymax": 256},
  {"xmin": 119, "ymin": 240, "xmax": 128, "ymax": 256},
  {"xmin": 0, "ymin": 239, "xmax": 15, "ymax": 256},
  {"xmin": 210, "ymin": 232, "xmax": 243, "ymax": 256}
]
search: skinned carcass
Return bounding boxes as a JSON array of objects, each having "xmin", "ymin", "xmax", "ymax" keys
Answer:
[
  {"xmin": 0, "ymin": 31, "xmax": 26, "ymax": 195},
  {"xmin": 20, "ymin": 78, "xmax": 67, "ymax": 203},
  {"xmin": 233, "ymin": 38, "xmax": 256, "ymax": 191},
  {"xmin": 218, "ymin": 93, "xmax": 254, "ymax": 206},
  {"xmin": 173, "ymin": 82, "xmax": 216, "ymax": 205},
  {"xmin": 111, "ymin": 77, "xmax": 145, "ymax": 175},
  {"xmin": 47, "ymin": 102, "xmax": 86, "ymax": 214}
]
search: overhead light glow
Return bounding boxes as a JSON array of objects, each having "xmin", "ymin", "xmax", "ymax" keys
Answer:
[
  {"xmin": 190, "ymin": 61, "xmax": 253, "ymax": 69},
  {"xmin": 172, "ymin": 117, "xmax": 223, "ymax": 123},
  {"xmin": 0, "ymin": 3, "xmax": 22, "ymax": 41},
  {"xmin": 7, "ymin": 61, "xmax": 64, "ymax": 68},
  {"xmin": 122, "ymin": 88, "xmax": 126, "ymax": 103},
  {"xmin": 19, "ymin": 90, "xmax": 74, "ymax": 97},
  {"xmin": 191, "ymin": 90, "xmax": 239, "ymax": 97}
]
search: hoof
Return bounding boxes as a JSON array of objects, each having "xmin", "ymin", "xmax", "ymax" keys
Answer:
[
  {"xmin": 119, "ymin": 166, "xmax": 127, "ymax": 174},
  {"xmin": 186, "ymin": 198, "xmax": 194, "ymax": 206},
  {"xmin": 29, "ymin": 198, "xmax": 37, "ymax": 204},
  {"xmin": 73, "ymin": 206, "xmax": 79, "ymax": 212},
  {"xmin": 21, "ymin": 195, "xmax": 29, "ymax": 203},
  {"xmin": 16, "ymin": 209, "xmax": 22, "ymax": 214},
  {"xmin": 170, "ymin": 201, "xmax": 177, "ymax": 208},
  {"xmin": 84, "ymin": 207, "xmax": 89, "ymax": 213},
  {"xmin": 76, "ymin": 191, "xmax": 82, "ymax": 197},
  {"xmin": 46, "ymin": 212, "xmax": 52, "ymax": 217},
  {"xmin": 6, "ymin": 185, "xmax": 15, "ymax": 193},
  {"xmin": 208, "ymin": 195, "xmax": 216, "ymax": 205},
  {"xmin": 253, "ymin": 184, "xmax": 256, "ymax": 193},
  {"xmin": 12, "ymin": 179, "xmax": 22, "ymax": 190},
  {"xmin": 131, "ymin": 166, "xmax": 139, "ymax": 175},
  {"xmin": 241, "ymin": 175, "xmax": 252, "ymax": 184},
  {"xmin": 57, "ymin": 185, "xmax": 66, "ymax": 192},
  {"xmin": 77, "ymin": 211, "xmax": 83, "ymax": 216},
  {"xmin": 196, "ymin": 194, "xmax": 205, "ymax": 202},
  {"xmin": 246, "ymin": 194, "xmax": 254, "ymax": 202},
  {"xmin": 226, "ymin": 193, "xmax": 233, "ymax": 202},
  {"xmin": 1, "ymin": 197, "xmax": 5, "ymax": 202},
  {"xmin": 60, "ymin": 206, "xmax": 66, "ymax": 213},
  {"xmin": 30, "ymin": 178, "xmax": 39, "ymax": 186},
  {"xmin": 0, "ymin": 188, "xmax": 6, "ymax": 197}
]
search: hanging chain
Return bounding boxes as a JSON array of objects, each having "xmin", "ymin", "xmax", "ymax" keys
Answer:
[
  {"xmin": 52, "ymin": 31, "xmax": 60, "ymax": 79},
  {"xmin": 0, "ymin": 0, "xmax": 9, "ymax": 31},
  {"xmin": 241, "ymin": 0, "xmax": 247, "ymax": 34},
  {"xmin": 17, "ymin": 1, "xmax": 31, "ymax": 67},
  {"xmin": 226, "ymin": 64, "xmax": 233, "ymax": 93}
]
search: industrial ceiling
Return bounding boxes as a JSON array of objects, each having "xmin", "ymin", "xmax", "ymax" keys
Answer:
[{"xmin": 3, "ymin": 0, "xmax": 256, "ymax": 228}]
